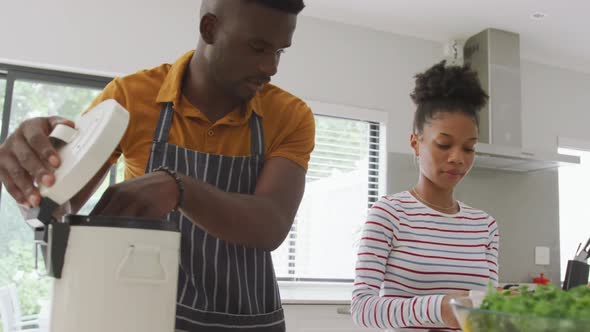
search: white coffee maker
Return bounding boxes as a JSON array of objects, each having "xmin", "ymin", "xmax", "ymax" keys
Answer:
[{"xmin": 23, "ymin": 99, "xmax": 181, "ymax": 332}]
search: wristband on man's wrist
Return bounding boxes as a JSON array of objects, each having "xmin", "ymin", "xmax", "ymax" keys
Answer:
[{"xmin": 153, "ymin": 166, "xmax": 184, "ymax": 211}]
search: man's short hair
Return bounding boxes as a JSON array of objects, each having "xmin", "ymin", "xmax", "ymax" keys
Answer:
[{"xmin": 245, "ymin": 0, "xmax": 305, "ymax": 14}]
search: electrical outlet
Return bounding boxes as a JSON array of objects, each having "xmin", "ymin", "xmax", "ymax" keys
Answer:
[{"xmin": 535, "ymin": 246, "xmax": 550, "ymax": 265}]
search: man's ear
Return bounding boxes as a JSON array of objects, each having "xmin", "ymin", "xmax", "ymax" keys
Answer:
[{"xmin": 200, "ymin": 13, "xmax": 218, "ymax": 44}]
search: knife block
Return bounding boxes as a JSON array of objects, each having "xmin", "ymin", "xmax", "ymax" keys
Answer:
[{"xmin": 562, "ymin": 260, "xmax": 589, "ymax": 290}]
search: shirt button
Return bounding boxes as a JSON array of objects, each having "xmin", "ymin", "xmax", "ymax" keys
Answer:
[{"xmin": 207, "ymin": 129, "xmax": 214, "ymax": 137}]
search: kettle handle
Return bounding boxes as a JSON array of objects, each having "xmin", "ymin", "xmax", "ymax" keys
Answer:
[
  {"xmin": 115, "ymin": 245, "xmax": 168, "ymax": 284},
  {"xmin": 49, "ymin": 124, "xmax": 78, "ymax": 145}
]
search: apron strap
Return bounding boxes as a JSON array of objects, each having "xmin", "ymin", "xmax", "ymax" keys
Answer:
[
  {"xmin": 152, "ymin": 102, "xmax": 174, "ymax": 144},
  {"xmin": 250, "ymin": 113, "xmax": 264, "ymax": 158}
]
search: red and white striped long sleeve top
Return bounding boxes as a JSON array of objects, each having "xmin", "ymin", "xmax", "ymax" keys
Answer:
[{"xmin": 351, "ymin": 191, "xmax": 499, "ymax": 331}]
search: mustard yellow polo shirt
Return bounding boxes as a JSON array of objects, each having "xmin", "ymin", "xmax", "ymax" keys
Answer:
[{"xmin": 87, "ymin": 51, "xmax": 315, "ymax": 180}]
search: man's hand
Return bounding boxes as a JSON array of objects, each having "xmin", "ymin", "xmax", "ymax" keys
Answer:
[
  {"xmin": 0, "ymin": 116, "xmax": 75, "ymax": 207},
  {"xmin": 90, "ymin": 171, "xmax": 179, "ymax": 219}
]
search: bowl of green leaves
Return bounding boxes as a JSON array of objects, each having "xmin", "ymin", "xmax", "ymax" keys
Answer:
[{"xmin": 450, "ymin": 284, "xmax": 590, "ymax": 332}]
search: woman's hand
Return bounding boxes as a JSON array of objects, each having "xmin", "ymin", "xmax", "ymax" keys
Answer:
[{"xmin": 441, "ymin": 291, "xmax": 470, "ymax": 328}]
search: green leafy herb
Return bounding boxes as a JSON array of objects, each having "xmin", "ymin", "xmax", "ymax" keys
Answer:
[{"xmin": 466, "ymin": 284, "xmax": 590, "ymax": 332}]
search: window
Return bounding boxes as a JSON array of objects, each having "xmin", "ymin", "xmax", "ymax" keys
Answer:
[
  {"xmin": 558, "ymin": 147, "xmax": 590, "ymax": 282},
  {"xmin": 0, "ymin": 66, "xmax": 112, "ymax": 323},
  {"xmin": 0, "ymin": 75, "xmax": 6, "ymax": 141},
  {"xmin": 272, "ymin": 101, "xmax": 387, "ymax": 282}
]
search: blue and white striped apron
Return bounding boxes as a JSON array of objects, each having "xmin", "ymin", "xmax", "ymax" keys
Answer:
[{"xmin": 146, "ymin": 102, "xmax": 285, "ymax": 331}]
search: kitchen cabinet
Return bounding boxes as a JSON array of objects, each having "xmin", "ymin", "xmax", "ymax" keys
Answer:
[{"xmin": 283, "ymin": 304, "xmax": 380, "ymax": 331}]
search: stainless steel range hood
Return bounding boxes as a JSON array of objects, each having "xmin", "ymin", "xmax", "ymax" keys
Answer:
[
  {"xmin": 463, "ymin": 28, "xmax": 579, "ymax": 172},
  {"xmin": 475, "ymin": 143, "xmax": 579, "ymax": 172}
]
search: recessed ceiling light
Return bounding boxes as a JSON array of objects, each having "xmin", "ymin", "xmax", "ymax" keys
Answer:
[{"xmin": 531, "ymin": 12, "xmax": 548, "ymax": 20}]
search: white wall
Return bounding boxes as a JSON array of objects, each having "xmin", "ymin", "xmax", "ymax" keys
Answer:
[
  {"xmin": 273, "ymin": 17, "xmax": 440, "ymax": 154},
  {"xmin": 0, "ymin": 0, "xmax": 199, "ymax": 76},
  {"xmin": 521, "ymin": 61, "xmax": 590, "ymax": 151}
]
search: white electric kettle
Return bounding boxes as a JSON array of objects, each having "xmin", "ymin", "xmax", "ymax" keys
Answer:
[{"xmin": 23, "ymin": 99, "xmax": 181, "ymax": 332}]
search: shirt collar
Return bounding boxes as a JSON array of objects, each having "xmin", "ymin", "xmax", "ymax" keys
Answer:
[{"xmin": 156, "ymin": 50, "xmax": 264, "ymax": 122}]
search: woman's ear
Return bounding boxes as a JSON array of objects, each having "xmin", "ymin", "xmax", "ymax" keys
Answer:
[{"xmin": 410, "ymin": 133, "xmax": 420, "ymax": 157}]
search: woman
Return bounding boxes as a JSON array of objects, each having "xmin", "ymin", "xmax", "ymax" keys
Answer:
[{"xmin": 351, "ymin": 61, "xmax": 499, "ymax": 331}]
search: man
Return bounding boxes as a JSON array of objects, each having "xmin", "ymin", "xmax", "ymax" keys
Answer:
[{"xmin": 0, "ymin": 0, "xmax": 314, "ymax": 330}]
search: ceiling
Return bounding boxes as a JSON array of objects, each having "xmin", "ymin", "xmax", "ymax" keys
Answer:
[{"xmin": 302, "ymin": 0, "xmax": 590, "ymax": 73}]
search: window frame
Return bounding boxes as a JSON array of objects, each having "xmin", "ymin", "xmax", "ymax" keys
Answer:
[
  {"xmin": 557, "ymin": 136, "xmax": 590, "ymax": 282},
  {"xmin": 276, "ymin": 100, "xmax": 389, "ymax": 301},
  {"xmin": 306, "ymin": 100, "xmax": 389, "ymax": 210}
]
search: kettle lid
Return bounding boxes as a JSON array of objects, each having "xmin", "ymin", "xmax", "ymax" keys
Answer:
[{"xmin": 39, "ymin": 99, "xmax": 129, "ymax": 205}]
